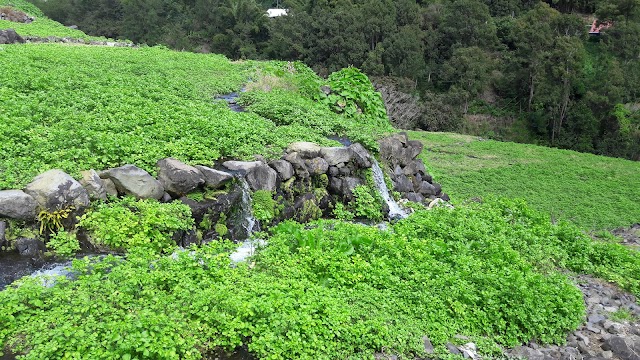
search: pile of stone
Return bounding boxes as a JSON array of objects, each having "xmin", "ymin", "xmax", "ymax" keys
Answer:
[
  {"xmin": 0, "ymin": 29, "xmax": 24, "ymax": 44},
  {"xmin": 21, "ymin": 35, "xmax": 137, "ymax": 47},
  {"xmin": 509, "ymin": 275, "xmax": 640, "ymax": 360},
  {"xmin": 378, "ymin": 132, "xmax": 448, "ymax": 203}
]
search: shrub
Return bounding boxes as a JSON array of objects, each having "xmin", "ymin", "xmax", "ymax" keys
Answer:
[
  {"xmin": 46, "ymin": 230, "xmax": 80, "ymax": 258},
  {"xmin": 78, "ymin": 197, "xmax": 193, "ymax": 253}
]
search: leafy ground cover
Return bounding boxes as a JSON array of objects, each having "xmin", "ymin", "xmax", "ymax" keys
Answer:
[
  {"xmin": 0, "ymin": 42, "xmax": 390, "ymax": 190},
  {"xmin": 0, "ymin": 0, "xmax": 103, "ymax": 39},
  {"xmin": 411, "ymin": 131, "xmax": 640, "ymax": 230},
  {"xmin": 2, "ymin": 199, "xmax": 639, "ymax": 359}
]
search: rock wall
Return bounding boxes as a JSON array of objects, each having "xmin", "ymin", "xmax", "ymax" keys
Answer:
[{"xmin": 0, "ymin": 135, "xmax": 448, "ymax": 255}]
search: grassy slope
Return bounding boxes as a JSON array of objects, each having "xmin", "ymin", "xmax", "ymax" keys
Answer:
[
  {"xmin": 0, "ymin": 0, "xmax": 103, "ymax": 39},
  {"xmin": 411, "ymin": 131, "xmax": 640, "ymax": 230}
]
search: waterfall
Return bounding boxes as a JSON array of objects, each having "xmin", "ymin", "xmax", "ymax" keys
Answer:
[
  {"xmin": 237, "ymin": 177, "xmax": 258, "ymax": 239},
  {"xmin": 370, "ymin": 159, "xmax": 407, "ymax": 220},
  {"xmin": 229, "ymin": 177, "xmax": 264, "ymax": 263}
]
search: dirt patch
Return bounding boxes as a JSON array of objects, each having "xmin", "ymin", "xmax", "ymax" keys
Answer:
[{"xmin": 0, "ymin": 7, "xmax": 34, "ymax": 23}]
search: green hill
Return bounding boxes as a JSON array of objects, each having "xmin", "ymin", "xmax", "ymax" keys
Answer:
[{"xmin": 413, "ymin": 132, "xmax": 640, "ymax": 230}]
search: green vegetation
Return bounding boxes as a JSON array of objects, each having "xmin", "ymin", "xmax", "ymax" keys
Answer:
[
  {"xmin": 251, "ymin": 190, "xmax": 280, "ymax": 223},
  {"xmin": 23, "ymin": 0, "xmax": 640, "ymax": 160},
  {"xmin": 46, "ymin": 230, "xmax": 80, "ymax": 258},
  {"xmin": 3, "ymin": 199, "xmax": 640, "ymax": 359},
  {"xmin": 78, "ymin": 197, "xmax": 194, "ymax": 253},
  {"xmin": 0, "ymin": 43, "xmax": 389, "ymax": 190},
  {"xmin": 412, "ymin": 131, "xmax": 640, "ymax": 230},
  {"xmin": 0, "ymin": 0, "xmax": 103, "ymax": 39}
]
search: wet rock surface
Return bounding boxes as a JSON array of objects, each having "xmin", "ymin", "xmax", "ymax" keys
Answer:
[
  {"xmin": 612, "ymin": 224, "xmax": 640, "ymax": 250},
  {"xmin": 507, "ymin": 275, "xmax": 640, "ymax": 360}
]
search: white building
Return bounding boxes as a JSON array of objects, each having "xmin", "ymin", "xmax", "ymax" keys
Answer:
[{"xmin": 266, "ymin": 8, "xmax": 288, "ymax": 18}]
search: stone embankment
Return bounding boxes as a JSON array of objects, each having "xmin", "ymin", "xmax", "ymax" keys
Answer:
[{"xmin": 0, "ymin": 134, "xmax": 448, "ymax": 255}]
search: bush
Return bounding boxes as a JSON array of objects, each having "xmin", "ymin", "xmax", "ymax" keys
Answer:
[
  {"xmin": 46, "ymin": 230, "xmax": 80, "ymax": 258},
  {"xmin": 78, "ymin": 197, "xmax": 193, "ymax": 253}
]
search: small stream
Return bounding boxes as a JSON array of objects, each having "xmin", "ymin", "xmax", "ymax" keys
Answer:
[
  {"xmin": 215, "ymin": 90, "xmax": 245, "ymax": 112},
  {"xmin": 229, "ymin": 177, "xmax": 264, "ymax": 263}
]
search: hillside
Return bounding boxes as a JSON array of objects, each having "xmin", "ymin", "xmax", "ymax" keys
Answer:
[
  {"xmin": 413, "ymin": 132, "xmax": 640, "ymax": 230},
  {"xmin": 1, "ymin": 3, "xmax": 640, "ymax": 360}
]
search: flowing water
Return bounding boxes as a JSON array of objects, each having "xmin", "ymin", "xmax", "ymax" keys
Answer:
[
  {"xmin": 371, "ymin": 159, "xmax": 407, "ymax": 220},
  {"xmin": 215, "ymin": 89, "xmax": 245, "ymax": 112},
  {"xmin": 229, "ymin": 177, "xmax": 264, "ymax": 263}
]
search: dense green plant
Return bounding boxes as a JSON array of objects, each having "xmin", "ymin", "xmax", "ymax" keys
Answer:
[
  {"xmin": 78, "ymin": 197, "xmax": 193, "ymax": 253},
  {"xmin": 250, "ymin": 190, "xmax": 281, "ymax": 223},
  {"xmin": 352, "ymin": 185, "xmax": 383, "ymax": 222},
  {"xmin": 46, "ymin": 230, "xmax": 80, "ymax": 258},
  {"xmin": 6, "ymin": 199, "xmax": 633, "ymax": 359},
  {"xmin": 331, "ymin": 202, "xmax": 354, "ymax": 221}
]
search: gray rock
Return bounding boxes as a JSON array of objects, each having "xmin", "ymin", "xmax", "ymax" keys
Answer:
[
  {"xmin": 0, "ymin": 190, "xmax": 38, "ymax": 220},
  {"xmin": 222, "ymin": 160, "xmax": 262, "ymax": 174},
  {"xmin": 378, "ymin": 136, "xmax": 404, "ymax": 166},
  {"xmin": 156, "ymin": 158, "xmax": 205, "ymax": 196},
  {"xmin": 405, "ymin": 192, "xmax": 424, "ymax": 203},
  {"xmin": 446, "ymin": 343, "xmax": 461, "ymax": 355},
  {"xmin": 328, "ymin": 166, "xmax": 340, "ymax": 177},
  {"xmin": 341, "ymin": 177, "xmax": 364, "ymax": 200},
  {"xmin": 103, "ymin": 178, "xmax": 118, "ymax": 197},
  {"xmin": 284, "ymin": 152, "xmax": 309, "ymax": 178},
  {"xmin": 589, "ymin": 314, "xmax": 607, "ymax": 325},
  {"xmin": 305, "ymin": 157, "xmax": 329, "ymax": 175},
  {"xmin": 422, "ymin": 336, "xmax": 434, "ymax": 354},
  {"xmin": 101, "ymin": 165, "xmax": 164, "ymax": 200},
  {"xmin": 393, "ymin": 175, "xmax": 413, "ymax": 193},
  {"xmin": 269, "ymin": 160, "xmax": 294, "ymax": 181},
  {"xmin": 15, "ymin": 238, "xmax": 45, "ymax": 257},
  {"xmin": 511, "ymin": 346, "xmax": 546, "ymax": 360},
  {"xmin": 80, "ymin": 170, "xmax": 107, "ymax": 200},
  {"xmin": 339, "ymin": 167, "xmax": 351, "ymax": 176},
  {"xmin": 24, "ymin": 169, "xmax": 90, "ymax": 211},
  {"xmin": 328, "ymin": 177, "xmax": 343, "ymax": 195},
  {"xmin": 0, "ymin": 29, "xmax": 25, "ymax": 44},
  {"xmin": 602, "ymin": 336, "xmax": 640, "ymax": 360},
  {"xmin": 287, "ymin": 142, "xmax": 321, "ymax": 158},
  {"xmin": 419, "ymin": 181, "xmax": 436, "ymax": 196},
  {"xmin": 0, "ymin": 220, "xmax": 6, "ymax": 249},
  {"xmin": 195, "ymin": 166, "xmax": 233, "ymax": 189},
  {"xmin": 320, "ymin": 147, "xmax": 353, "ymax": 166},
  {"xmin": 348, "ymin": 143, "xmax": 372, "ymax": 168},
  {"xmin": 406, "ymin": 140, "xmax": 424, "ymax": 159},
  {"xmin": 246, "ymin": 164, "xmax": 277, "ymax": 192}
]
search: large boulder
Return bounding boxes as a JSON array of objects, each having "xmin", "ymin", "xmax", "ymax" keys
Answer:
[
  {"xmin": 320, "ymin": 147, "xmax": 353, "ymax": 166},
  {"xmin": 0, "ymin": 29, "xmax": 25, "ymax": 44},
  {"xmin": 24, "ymin": 170, "xmax": 90, "ymax": 211},
  {"xmin": 341, "ymin": 177, "xmax": 364, "ymax": 201},
  {"xmin": 15, "ymin": 238, "xmax": 45, "ymax": 257},
  {"xmin": 246, "ymin": 164, "xmax": 277, "ymax": 191},
  {"xmin": 287, "ymin": 142, "xmax": 321, "ymax": 158},
  {"xmin": 102, "ymin": 178, "xmax": 118, "ymax": 196},
  {"xmin": 406, "ymin": 140, "xmax": 424, "ymax": 159},
  {"xmin": 284, "ymin": 152, "xmax": 309, "ymax": 179},
  {"xmin": 194, "ymin": 165, "xmax": 233, "ymax": 189},
  {"xmin": 0, "ymin": 190, "xmax": 37, "ymax": 220},
  {"xmin": 269, "ymin": 160, "xmax": 294, "ymax": 181},
  {"xmin": 305, "ymin": 157, "xmax": 329, "ymax": 175},
  {"xmin": 393, "ymin": 175, "xmax": 413, "ymax": 193},
  {"xmin": 348, "ymin": 143, "xmax": 372, "ymax": 168},
  {"xmin": 156, "ymin": 158, "xmax": 205, "ymax": 196},
  {"xmin": 101, "ymin": 165, "xmax": 164, "ymax": 200},
  {"xmin": 80, "ymin": 170, "xmax": 107, "ymax": 200},
  {"xmin": 0, "ymin": 220, "xmax": 6, "ymax": 249},
  {"xmin": 222, "ymin": 160, "xmax": 262, "ymax": 174}
]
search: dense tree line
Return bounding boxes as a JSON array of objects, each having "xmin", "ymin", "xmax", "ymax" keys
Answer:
[{"xmin": 29, "ymin": 0, "xmax": 640, "ymax": 159}]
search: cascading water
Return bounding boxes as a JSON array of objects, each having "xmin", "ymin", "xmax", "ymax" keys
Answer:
[
  {"xmin": 370, "ymin": 159, "xmax": 408, "ymax": 220},
  {"xmin": 229, "ymin": 177, "xmax": 264, "ymax": 263}
]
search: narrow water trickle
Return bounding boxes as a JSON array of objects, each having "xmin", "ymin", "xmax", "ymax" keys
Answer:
[
  {"xmin": 371, "ymin": 159, "xmax": 408, "ymax": 220},
  {"xmin": 229, "ymin": 177, "xmax": 264, "ymax": 263}
]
